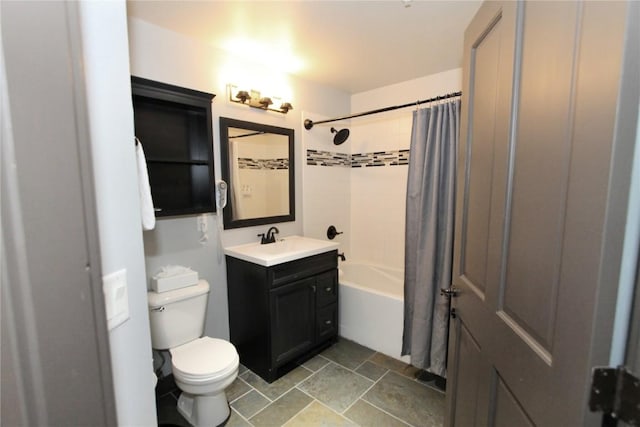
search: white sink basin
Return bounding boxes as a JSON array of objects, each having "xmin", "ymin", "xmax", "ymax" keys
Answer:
[{"xmin": 224, "ymin": 235, "xmax": 339, "ymax": 267}]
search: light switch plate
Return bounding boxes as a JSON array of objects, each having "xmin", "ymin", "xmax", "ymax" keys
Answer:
[{"xmin": 103, "ymin": 269, "xmax": 130, "ymax": 330}]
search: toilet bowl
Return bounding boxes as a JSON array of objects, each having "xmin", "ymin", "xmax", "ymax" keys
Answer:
[
  {"xmin": 148, "ymin": 280, "xmax": 239, "ymax": 427},
  {"xmin": 171, "ymin": 337, "xmax": 239, "ymax": 426}
]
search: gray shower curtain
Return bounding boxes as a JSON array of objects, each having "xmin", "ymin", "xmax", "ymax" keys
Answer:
[{"xmin": 402, "ymin": 99, "xmax": 460, "ymax": 377}]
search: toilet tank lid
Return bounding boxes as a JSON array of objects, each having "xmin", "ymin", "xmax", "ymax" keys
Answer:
[{"xmin": 148, "ymin": 280, "xmax": 209, "ymax": 308}]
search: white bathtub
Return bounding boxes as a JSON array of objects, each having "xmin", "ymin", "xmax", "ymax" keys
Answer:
[{"xmin": 338, "ymin": 263, "xmax": 410, "ymax": 362}]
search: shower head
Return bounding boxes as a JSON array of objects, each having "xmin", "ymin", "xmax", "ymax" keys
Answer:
[{"xmin": 331, "ymin": 127, "xmax": 350, "ymax": 145}]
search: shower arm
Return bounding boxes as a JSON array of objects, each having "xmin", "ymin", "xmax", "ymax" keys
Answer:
[{"xmin": 303, "ymin": 91, "xmax": 462, "ymax": 130}]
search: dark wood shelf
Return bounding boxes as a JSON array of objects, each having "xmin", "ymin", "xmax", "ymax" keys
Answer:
[{"xmin": 131, "ymin": 76, "xmax": 216, "ymax": 217}]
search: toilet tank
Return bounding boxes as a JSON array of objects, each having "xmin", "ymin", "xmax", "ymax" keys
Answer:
[{"xmin": 147, "ymin": 280, "xmax": 210, "ymax": 349}]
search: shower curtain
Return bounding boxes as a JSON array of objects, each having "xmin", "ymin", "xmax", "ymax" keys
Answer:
[
  {"xmin": 229, "ymin": 139, "xmax": 244, "ymax": 220},
  {"xmin": 402, "ymin": 99, "xmax": 460, "ymax": 377}
]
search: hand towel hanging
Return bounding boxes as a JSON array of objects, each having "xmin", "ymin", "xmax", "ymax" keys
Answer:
[{"xmin": 135, "ymin": 137, "xmax": 156, "ymax": 230}]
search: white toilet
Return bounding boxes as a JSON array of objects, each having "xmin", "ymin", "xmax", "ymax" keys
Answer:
[{"xmin": 148, "ymin": 280, "xmax": 239, "ymax": 427}]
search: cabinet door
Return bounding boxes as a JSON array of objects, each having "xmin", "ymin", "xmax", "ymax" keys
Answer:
[{"xmin": 270, "ymin": 278, "xmax": 316, "ymax": 366}]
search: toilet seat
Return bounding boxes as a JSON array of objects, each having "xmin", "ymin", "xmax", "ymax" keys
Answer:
[{"xmin": 170, "ymin": 337, "xmax": 239, "ymax": 384}]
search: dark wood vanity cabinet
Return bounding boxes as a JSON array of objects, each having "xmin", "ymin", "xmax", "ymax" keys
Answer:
[{"xmin": 226, "ymin": 251, "xmax": 338, "ymax": 382}]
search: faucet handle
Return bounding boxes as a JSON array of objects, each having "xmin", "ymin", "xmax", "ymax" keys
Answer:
[
  {"xmin": 257, "ymin": 233, "xmax": 267, "ymax": 244},
  {"xmin": 327, "ymin": 226, "xmax": 343, "ymax": 240}
]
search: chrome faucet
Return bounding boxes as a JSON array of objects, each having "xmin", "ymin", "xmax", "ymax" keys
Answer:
[{"xmin": 258, "ymin": 226, "xmax": 279, "ymax": 244}]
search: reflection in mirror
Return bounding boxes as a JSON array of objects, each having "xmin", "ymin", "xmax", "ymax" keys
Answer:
[{"xmin": 219, "ymin": 117, "xmax": 295, "ymax": 229}]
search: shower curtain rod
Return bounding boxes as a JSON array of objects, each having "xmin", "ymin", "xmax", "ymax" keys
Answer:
[{"xmin": 303, "ymin": 91, "xmax": 462, "ymax": 130}]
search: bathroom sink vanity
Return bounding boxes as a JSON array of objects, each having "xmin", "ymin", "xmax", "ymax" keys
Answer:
[{"xmin": 225, "ymin": 236, "xmax": 339, "ymax": 382}]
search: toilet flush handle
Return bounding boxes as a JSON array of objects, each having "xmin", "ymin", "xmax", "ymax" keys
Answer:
[{"xmin": 151, "ymin": 306, "xmax": 165, "ymax": 312}]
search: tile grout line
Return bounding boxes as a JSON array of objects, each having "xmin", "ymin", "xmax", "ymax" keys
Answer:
[
  {"xmin": 367, "ymin": 351, "xmax": 447, "ymax": 395},
  {"xmin": 228, "ymin": 377, "xmax": 255, "ymax": 405},
  {"xmin": 360, "ymin": 393, "xmax": 415, "ymax": 427},
  {"xmin": 247, "ymin": 364, "xmax": 314, "ymax": 404},
  {"xmin": 357, "ymin": 370, "xmax": 443, "ymax": 427},
  {"xmin": 236, "ymin": 343, "xmax": 442, "ymax": 427},
  {"xmin": 351, "ymin": 370, "xmax": 415, "ymax": 427},
  {"xmin": 279, "ymin": 396, "xmax": 317, "ymax": 427},
  {"xmin": 247, "ymin": 386, "xmax": 275, "ymax": 404},
  {"xmin": 234, "ymin": 374, "xmax": 277, "ymax": 405},
  {"xmin": 229, "ymin": 388, "xmax": 253, "ymax": 405},
  {"xmin": 233, "ymin": 386, "xmax": 274, "ymax": 421},
  {"xmin": 304, "ymin": 397, "xmax": 358, "ymax": 426},
  {"xmin": 411, "ymin": 372, "xmax": 447, "ymax": 395},
  {"xmin": 338, "ymin": 364, "xmax": 388, "ymax": 416},
  {"xmin": 246, "ymin": 366, "xmax": 316, "ymax": 424},
  {"xmin": 230, "ymin": 407, "xmax": 255, "ymax": 427},
  {"xmin": 344, "ymin": 356, "xmax": 432, "ymax": 427}
]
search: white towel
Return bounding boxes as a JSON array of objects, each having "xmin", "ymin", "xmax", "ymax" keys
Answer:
[{"xmin": 135, "ymin": 138, "xmax": 156, "ymax": 230}]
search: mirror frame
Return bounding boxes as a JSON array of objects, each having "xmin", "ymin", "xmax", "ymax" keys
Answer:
[{"xmin": 219, "ymin": 117, "xmax": 295, "ymax": 229}]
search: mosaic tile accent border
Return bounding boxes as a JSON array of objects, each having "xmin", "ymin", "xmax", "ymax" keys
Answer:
[
  {"xmin": 306, "ymin": 150, "xmax": 351, "ymax": 167},
  {"xmin": 351, "ymin": 149, "xmax": 409, "ymax": 167},
  {"xmin": 306, "ymin": 149, "xmax": 410, "ymax": 168},
  {"xmin": 238, "ymin": 158, "xmax": 289, "ymax": 170}
]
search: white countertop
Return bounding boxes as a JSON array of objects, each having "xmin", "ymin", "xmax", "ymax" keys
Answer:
[{"xmin": 224, "ymin": 235, "xmax": 340, "ymax": 267}]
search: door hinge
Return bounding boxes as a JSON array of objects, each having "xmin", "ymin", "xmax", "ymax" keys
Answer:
[{"xmin": 589, "ymin": 366, "xmax": 640, "ymax": 425}]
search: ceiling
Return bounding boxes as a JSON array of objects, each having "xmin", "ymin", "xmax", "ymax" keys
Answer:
[{"xmin": 127, "ymin": 1, "xmax": 482, "ymax": 94}]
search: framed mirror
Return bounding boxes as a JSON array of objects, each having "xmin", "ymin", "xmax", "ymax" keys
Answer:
[{"xmin": 219, "ymin": 117, "xmax": 295, "ymax": 229}]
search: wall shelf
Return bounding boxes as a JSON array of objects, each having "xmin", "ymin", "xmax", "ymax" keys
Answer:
[{"xmin": 131, "ymin": 76, "xmax": 216, "ymax": 217}]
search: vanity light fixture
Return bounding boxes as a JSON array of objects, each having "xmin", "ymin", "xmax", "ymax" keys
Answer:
[
  {"xmin": 235, "ymin": 90, "xmax": 251, "ymax": 103},
  {"xmin": 258, "ymin": 97, "xmax": 273, "ymax": 108},
  {"xmin": 228, "ymin": 84, "xmax": 293, "ymax": 114}
]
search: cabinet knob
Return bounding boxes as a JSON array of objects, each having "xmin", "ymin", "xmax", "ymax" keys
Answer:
[
  {"xmin": 325, "ymin": 287, "xmax": 332, "ymax": 292},
  {"xmin": 311, "ymin": 285, "xmax": 316, "ymax": 292},
  {"xmin": 325, "ymin": 320, "xmax": 332, "ymax": 325}
]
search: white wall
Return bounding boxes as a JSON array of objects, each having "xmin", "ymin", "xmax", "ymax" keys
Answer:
[
  {"xmin": 301, "ymin": 69, "xmax": 461, "ymax": 272},
  {"xmin": 127, "ymin": 18, "xmax": 351, "ymax": 340},
  {"xmin": 349, "ymin": 69, "xmax": 462, "ymax": 269},
  {"xmin": 302, "ymin": 113, "xmax": 352, "ymax": 259},
  {"xmin": 78, "ymin": 2, "xmax": 156, "ymax": 425}
]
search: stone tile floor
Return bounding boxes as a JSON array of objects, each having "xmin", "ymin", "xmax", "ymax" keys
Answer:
[{"xmin": 157, "ymin": 337, "xmax": 445, "ymax": 427}]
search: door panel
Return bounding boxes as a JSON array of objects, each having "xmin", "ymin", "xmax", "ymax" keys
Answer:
[
  {"xmin": 493, "ymin": 378, "xmax": 534, "ymax": 427},
  {"xmin": 447, "ymin": 1, "xmax": 631, "ymax": 426},
  {"xmin": 462, "ymin": 12, "xmax": 502, "ymax": 296},
  {"xmin": 448, "ymin": 321, "xmax": 492, "ymax": 427},
  {"xmin": 502, "ymin": 1, "xmax": 579, "ymax": 350}
]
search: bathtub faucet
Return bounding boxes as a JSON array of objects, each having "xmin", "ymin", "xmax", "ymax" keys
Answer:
[{"xmin": 337, "ymin": 252, "xmax": 346, "ymax": 261}]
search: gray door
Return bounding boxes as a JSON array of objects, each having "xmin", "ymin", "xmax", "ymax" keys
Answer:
[
  {"xmin": 445, "ymin": 1, "xmax": 638, "ymax": 425},
  {"xmin": 1, "ymin": 1, "xmax": 116, "ymax": 425}
]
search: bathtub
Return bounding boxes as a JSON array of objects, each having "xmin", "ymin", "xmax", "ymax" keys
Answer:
[{"xmin": 338, "ymin": 263, "xmax": 410, "ymax": 363}]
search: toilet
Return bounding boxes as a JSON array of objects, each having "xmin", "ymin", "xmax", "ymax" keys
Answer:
[{"xmin": 148, "ymin": 280, "xmax": 239, "ymax": 427}]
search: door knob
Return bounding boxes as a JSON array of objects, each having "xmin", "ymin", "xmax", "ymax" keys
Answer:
[{"xmin": 440, "ymin": 287, "xmax": 459, "ymax": 298}]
